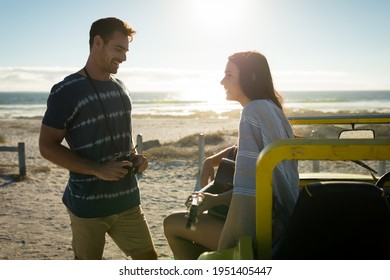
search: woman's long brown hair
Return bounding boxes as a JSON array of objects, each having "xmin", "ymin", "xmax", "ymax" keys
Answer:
[{"xmin": 228, "ymin": 51, "xmax": 284, "ymax": 111}]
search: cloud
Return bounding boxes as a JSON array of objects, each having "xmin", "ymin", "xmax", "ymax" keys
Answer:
[
  {"xmin": 273, "ymin": 70, "xmax": 349, "ymax": 91},
  {"xmin": 273, "ymin": 70, "xmax": 390, "ymax": 91},
  {"xmin": 117, "ymin": 68, "xmax": 221, "ymax": 93},
  {"xmin": 0, "ymin": 67, "xmax": 77, "ymax": 92},
  {"xmin": 0, "ymin": 67, "xmax": 221, "ymax": 93}
]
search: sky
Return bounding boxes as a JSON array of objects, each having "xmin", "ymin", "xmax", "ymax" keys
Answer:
[{"xmin": 0, "ymin": 0, "xmax": 389, "ymax": 94}]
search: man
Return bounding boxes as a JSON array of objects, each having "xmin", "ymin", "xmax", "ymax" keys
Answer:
[{"xmin": 39, "ymin": 17, "xmax": 157, "ymax": 260}]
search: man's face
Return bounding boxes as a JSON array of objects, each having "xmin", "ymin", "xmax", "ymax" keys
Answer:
[{"xmin": 98, "ymin": 31, "xmax": 129, "ymax": 74}]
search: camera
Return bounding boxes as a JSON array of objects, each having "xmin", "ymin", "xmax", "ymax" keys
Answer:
[{"xmin": 116, "ymin": 153, "xmax": 139, "ymax": 175}]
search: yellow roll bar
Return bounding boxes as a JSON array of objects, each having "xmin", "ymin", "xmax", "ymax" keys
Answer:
[
  {"xmin": 288, "ymin": 114, "xmax": 390, "ymax": 125},
  {"xmin": 256, "ymin": 138, "xmax": 390, "ymax": 259}
]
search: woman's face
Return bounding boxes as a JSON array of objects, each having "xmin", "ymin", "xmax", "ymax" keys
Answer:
[{"xmin": 220, "ymin": 61, "xmax": 250, "ymax": 106}]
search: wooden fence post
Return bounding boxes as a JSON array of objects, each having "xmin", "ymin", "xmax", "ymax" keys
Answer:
[
  {"xmin": 136, "ymin": 134, "xmax": 143, "ymax": 154},
  {"xmin": 0, "ymin": 142, "xmax": 26, "ymax": 177},
  {"xmin": 18, "ymin": 142, "xmax": 26, "ymax": 177},
  {"xmin": 198, "ymin": 133, "xmax": 205, "ymax": 174},
  {"xmin": 310, "ymin": 130, "xmax": 320, "ymax": 172},
  {"xmin": 378, "ymin": 161, "xmax": 386, "ymax": 176}
]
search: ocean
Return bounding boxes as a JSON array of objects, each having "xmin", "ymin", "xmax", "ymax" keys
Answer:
[{"xmin": 0, "ymin": 90, "xmax": 389, "ymax": 119}]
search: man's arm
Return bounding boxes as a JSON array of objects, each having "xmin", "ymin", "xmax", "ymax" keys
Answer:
[{"xmin": 39, "ymin": 124, "xmax": 131, "ymax": 181}]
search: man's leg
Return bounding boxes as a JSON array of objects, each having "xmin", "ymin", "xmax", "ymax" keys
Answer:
[
  {"xmin": 108, "ymin": 206, "xmax": 157, "ymax": 260},
  {"xmin": 68, "ymin": 209, "xmax": 108, "ymax": 260}
]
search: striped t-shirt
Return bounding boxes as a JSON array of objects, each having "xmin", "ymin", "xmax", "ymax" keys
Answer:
[
  {"xmin": 42, "ymin": 73, "xmax": 140, "ymax": 218},
  {"xmin": 233, "ymin": 99, "xmax": 299, "ymax": 241}
]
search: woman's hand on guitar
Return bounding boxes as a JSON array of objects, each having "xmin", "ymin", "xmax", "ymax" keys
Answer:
[
  {"xmin": 200, "ymin": 147, "xmax": 234, "ymax": 187},
  {"xmin": 196, "ymin": 192, "xmax": 218, "ymax": 213},
  {"xmin": 200, "ymin": 158, "xmax": 215, "ymax": 187}
]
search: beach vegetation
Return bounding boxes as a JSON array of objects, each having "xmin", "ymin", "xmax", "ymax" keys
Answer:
[
  {"xmin": 174, "ymin": 132, "xmax": 225, "ymax": 147},
  {"xmin": 144, "ymin": 145, "xmax": 195, "ymax": 160},
  {"xmin": 31, "ymin": 165, "xmax": 51, "ymax": 173},
  {"xmin": 144, "ymin": 131, "xmax": 234, "ymax": 161}
]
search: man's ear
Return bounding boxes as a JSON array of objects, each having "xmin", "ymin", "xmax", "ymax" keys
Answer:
[{"xmin": 93, "ymin": 35, "xmax": 104, "ymax": 48}]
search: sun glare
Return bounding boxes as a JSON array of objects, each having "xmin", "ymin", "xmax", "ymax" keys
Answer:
[{"xmin": 187, "ymin": 0, "xmax": 246, "ymax": 31}]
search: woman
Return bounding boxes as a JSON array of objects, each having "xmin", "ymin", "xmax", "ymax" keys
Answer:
[{"xmin": 163, "ymin": 51, "xmax": 299, "ymax": 259}]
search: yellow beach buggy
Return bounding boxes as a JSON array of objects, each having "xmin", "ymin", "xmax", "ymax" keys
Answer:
[{"xmin": 199, "ymin": 114, "xmax": 390, "ymax": 260}]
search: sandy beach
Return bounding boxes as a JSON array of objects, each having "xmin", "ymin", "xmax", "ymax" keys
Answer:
[
  {"xmin": 0, "ymin": 116, "xmax": 240, "ymax": 260},
  {"xmin": 0, "ymin": 112, "xmax": 388, "ymax": 260}
]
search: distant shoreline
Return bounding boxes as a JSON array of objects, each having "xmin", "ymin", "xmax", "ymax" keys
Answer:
[
  {"xmin": 5, "ymin": 108, "xmax": 390, "ymax": 119},
  {"xmin": 1, "ymin": 90, "xmax": 389, "ymax": 119}
]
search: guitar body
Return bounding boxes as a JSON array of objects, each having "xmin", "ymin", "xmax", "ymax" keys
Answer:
[
  {"xmin": 185, "ymin": 146, "xmax": 237, "ymax": 229},
  {"xmin": 199, "ymin": 158, "xmax": 235, "ymax": 219}
]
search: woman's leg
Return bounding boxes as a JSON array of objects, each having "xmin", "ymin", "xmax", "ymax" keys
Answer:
[{"xmin": 163, "ymin": 212, "xmax": 225, "ymax": 259}]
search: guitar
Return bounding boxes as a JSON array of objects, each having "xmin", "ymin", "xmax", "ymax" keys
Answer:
[{"xmin": 185, "ymin": 157, "xmax": 235, "ymax": 230}]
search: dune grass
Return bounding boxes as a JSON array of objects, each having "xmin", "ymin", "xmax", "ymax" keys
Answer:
[{"xmin": 144, "ymin": 131, "xmax": 236, "ymax": 161}]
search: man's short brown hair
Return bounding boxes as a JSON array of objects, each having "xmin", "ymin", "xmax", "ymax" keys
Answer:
[{"xmin": 89, "ymin": 17, "xmax": 136, "ymax": 49}]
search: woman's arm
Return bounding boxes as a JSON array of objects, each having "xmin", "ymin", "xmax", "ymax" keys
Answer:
[
  {"xmin": 200, "ymin": 146, "xmax": 235, "ymax": 187},
  {"xmin": 218, "ymin": 194, "xmax": 256, "ymax": 250},
  {"xmin": 196, "ymin": 189, "xmax": 233, "ymax": 214}
]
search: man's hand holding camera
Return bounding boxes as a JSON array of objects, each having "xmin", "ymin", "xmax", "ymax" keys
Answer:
[
  {"xmin": 94, "ymin": 152, "xmax": 148, "ymax": 181},
  {"xmin": 128, "ymin": 153, "xmax": 149, "ymax": 174}
]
